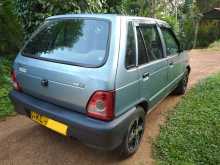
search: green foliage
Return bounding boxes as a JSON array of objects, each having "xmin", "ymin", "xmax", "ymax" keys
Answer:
[
  {"xmin": 196, "ymin": 0, "xmax": 220, "ymax": 13},
  {"xmin": 179, "ymin": 18, "xmax": 194, "ymax": 49},
  {"xmin": 186, "ymin": 0, "xmax": 220, "ymax": 48},
  {"xmin": 154, "ymin": 73, "xmax": 220, "ymax": 165},
  {"xmin": 197, "ymin": 21, "xmax": 220, "ymax": 48},
  {"xmin": 8, "ymin": 0, "xmax": 220, "ymax": 50},
  {"xmin": 161, "ymin": 16, "xmax": 179, "ymax": 33},
  {"xmin": 208, "ymin": 39, "xmax": 220, "ymax": 51},
  {"xmin": 14, "ymin": 0, "xmax": 122, "ymax": 39},
  {"xmin": 0, "ymin": 0, "xmax": 23, "ymax": 55},
  {"xmin": 121, "ymin": 0, "xmax": 149, "ymax": 16},
  {"xmin": 0, "ymin": 57, "xmax": 14, "ymax": 118}
]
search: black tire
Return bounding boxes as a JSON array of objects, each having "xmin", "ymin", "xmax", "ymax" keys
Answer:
[
  {"xmin": 119, "ymin": 106, "xmax": 145, "ymax": 158},
  {"xmin": 173, "ymin": 70, "xmax": 189, "ymax": 95}
]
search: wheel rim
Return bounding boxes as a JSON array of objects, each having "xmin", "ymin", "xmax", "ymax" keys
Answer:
[{"xmin": 127, "ymin": 118, "xmax": 144, "ymax": 153}]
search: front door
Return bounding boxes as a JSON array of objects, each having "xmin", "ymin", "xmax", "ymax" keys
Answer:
[
  {"xmin": 136, "ymin": 23, "xmax": 168, "ymax": 108},
  {"xmin": 160, "ymin": 27, "xmax": 182, "ymax": 85}
]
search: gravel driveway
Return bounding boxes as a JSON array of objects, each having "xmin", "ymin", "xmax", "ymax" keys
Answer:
[{"xmin": 0, "ymin": 49, "xmax": 220, "ymax": 165}]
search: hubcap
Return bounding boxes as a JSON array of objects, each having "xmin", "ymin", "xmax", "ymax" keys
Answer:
[{"xmin": 127, "ymin": 118, "xmax": 144, "ymax": 153}]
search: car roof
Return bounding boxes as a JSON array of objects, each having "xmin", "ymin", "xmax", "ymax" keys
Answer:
[{"xmin": 46, "ymin": 14, "xmax": 170, "ymax": 27}]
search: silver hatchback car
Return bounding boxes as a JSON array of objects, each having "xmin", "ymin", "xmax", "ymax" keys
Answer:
[{"xmin": 10, "ymin": 14, "xmax": 190, "ymax": 157}]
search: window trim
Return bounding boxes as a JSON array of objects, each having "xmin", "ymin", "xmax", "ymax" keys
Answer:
[
  {"xmin": 125, "ymin": 21, "xmax": 138, "ymax": 70},
  {"xmin": 159, "ymin": 27, "xmax": 181, "ymax": 57},
  {"xmin": 20, "ymin": 17, "xmax": 112, "ymax": 68},
  {"xmin": 136, "ymin": 23, "xmax": 165, "ymax": 66},
  {"xmin": 136, "ymin": 27, "xmax": 149, "ymax": 66}
]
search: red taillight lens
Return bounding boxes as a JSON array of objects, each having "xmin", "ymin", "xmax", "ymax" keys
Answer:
[
  {"xmin": 11, "ymin": 70, "xmax": 22, "ymax": 91},
  {"xmin": 86, "ymin": 91, "xmax": 115, "ymax": 121}
]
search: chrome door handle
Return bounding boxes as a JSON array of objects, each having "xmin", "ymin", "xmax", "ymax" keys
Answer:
[
  {"xmin": 169, "ymin": 61, "xmax": 174, "ymax": 68},
  {"xmin": 142, "ymin": 72, "xmax": 150, "ymax": 79},
  {"xmin": 169, "ymin": 61, "xmax": 174, "ymax": 65}
]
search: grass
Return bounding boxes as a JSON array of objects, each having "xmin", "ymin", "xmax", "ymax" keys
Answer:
[
  {"xmin": 208, "ymin": 39, "xmax": 220, "ymax": 51},
  {"xmin": 154, "ymin": 73, "xmax": 220, "ymax": 165},
  {"xmin": 0, "ymin": 57, "xmax": 14, "ymax": 119}
]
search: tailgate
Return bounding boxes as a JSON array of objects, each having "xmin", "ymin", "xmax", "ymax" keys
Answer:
[{"xmin": 15, "ymin": 57, "xmax": 103, "ymax": 113}]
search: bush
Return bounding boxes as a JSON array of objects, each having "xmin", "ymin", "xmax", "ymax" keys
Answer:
[
  {"xmin": 0, "ymin": 57, "xmax": 14, "ymax": 118},
  {"xmin": 13, "ymin": 0, "xmax": 220, "ymax": 50},
  {"xmin": 197, "ymin": 20, "xmax": 220, "ymax": 48},
  {"xmin": 208, "ymin": 39, "xmax": 220, "ymax": 51},
  {"xmin": 15, "ymin": 0, "xmax": 121, "ymax": 39},
  {"xmin": 0, "ymin": 0, "xmax": 23, "ymax": 55}
]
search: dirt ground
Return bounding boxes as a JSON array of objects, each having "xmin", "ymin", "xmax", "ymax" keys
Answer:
[{"xmin": 0, "ymin": 49, "xmax": 220, "ymax": 165}]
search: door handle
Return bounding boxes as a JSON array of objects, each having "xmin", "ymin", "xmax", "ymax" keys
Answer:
[
  {"xmin": 142, "ymin": 72, "xmax": 150, "ymax": 79},
  {"xmin": 169, "ymin": 61, "xmax": 174, "ymax": 65},
  {"xmin": 169, "ymin": 61, "xmax": 174, "ymax": 68}
]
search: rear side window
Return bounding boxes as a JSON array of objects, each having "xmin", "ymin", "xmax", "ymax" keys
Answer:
[
  {"xmin": 160, "ymin": 28, "xmax": 179, "ymax": 56},
  {"xmin": 22, "ymin": 19, "xmax": 110, "ymax": 67},
  {"xmin": 139, "ymin": 25, "xmax": 163, "ymax": 62},
  {"xmin": 125, "ymin": 22, "xmax": 136, "ymax": 69}
]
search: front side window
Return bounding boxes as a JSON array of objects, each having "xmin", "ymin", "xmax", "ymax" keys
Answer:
[
  {"xmin": 125, "ymin": 22, "xmax": 136, "ymax": 69},
  {"xmin": 139, "ymin": 25, "xmax": 163, "ymax": 62},
  {"xmin": 161, "ymin": 28, "xmax": 179, "ymax": 56},
  {"xmin": 22, "ymin": 19, "xmax": 110, "ymax": 67}
]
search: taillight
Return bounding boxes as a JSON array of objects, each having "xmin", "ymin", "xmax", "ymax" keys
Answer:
[
  {"xmin": 86, "ymin": 91, "xmax": 115, "ymax": 121},
  {"xmin": 11, "ymin": 70, "xmax": 22, "ymax": 91}
]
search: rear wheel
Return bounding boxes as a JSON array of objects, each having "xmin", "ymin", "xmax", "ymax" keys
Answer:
[
  {"xmin": 173, "ymin": 70, "xmax": 189, "ymax": 95},
  {"xmin": 119, "ymin": 107, "xmax": 145, "ymax": 158}
]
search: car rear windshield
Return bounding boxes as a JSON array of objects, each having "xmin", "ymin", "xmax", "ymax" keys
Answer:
[{"xmin": 21, "ymin": 18, "xmax": 110, "ymax": 67}]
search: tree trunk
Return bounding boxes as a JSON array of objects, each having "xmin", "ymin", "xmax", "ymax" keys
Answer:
[{"xmin": 149, "ymin": 0, "xmax": 156, "ymax": 18}]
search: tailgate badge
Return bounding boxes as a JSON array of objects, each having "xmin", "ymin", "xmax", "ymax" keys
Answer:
[
  {"xmin": 72, "ymin": 82, "xmax": 85, "ymax": 89},
  {"xmin": 18, "ymin": 67, "xmax": 27, "ymax": 73}
]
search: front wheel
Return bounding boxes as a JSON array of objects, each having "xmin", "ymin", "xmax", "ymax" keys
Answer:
[
  {"xmin": 173, "ymin": 70, "xmax": 189, "ymax": 95},
  {"xmin": 119, "ymin": 107, "xmax": 145, "ymax": 158}
]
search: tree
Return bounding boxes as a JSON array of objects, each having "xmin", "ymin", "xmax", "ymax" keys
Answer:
[
  {"xmin": 14, "ymin": 0, "xmax": 220, "ymax": 50},
  {"xmin": 15, "ymin": 0, "xmax": 124, "ymax": 39},
  {"xmin": 121, "ymin": 0, "xmax": 149, "ymax": 16},
  {"xmin": 0, "ymin": 0, "xmax": 23, "ymax": 55}
]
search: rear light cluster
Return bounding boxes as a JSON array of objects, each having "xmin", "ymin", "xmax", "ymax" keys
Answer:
[
  {"xmin": 86, "ymin": 91, "xmax": 115, "ymax": 121},
  {"xmin": 11, "ymin": 70, "xmax": 22, "ymax": 91}
]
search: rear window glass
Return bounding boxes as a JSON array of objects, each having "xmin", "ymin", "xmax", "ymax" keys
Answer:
[{"xmin": 21, "ymin": 19, "xmax": 110, "ymax": 67}]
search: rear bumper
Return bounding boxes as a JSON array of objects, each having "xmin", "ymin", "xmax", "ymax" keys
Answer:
[{"xmin": 9, "ymin": 90, "xmax": 135, "ymax": 150}]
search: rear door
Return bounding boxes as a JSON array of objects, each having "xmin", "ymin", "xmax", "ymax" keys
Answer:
[
  {"xmin": 159, "ymin": 27, "xmax": 182, "ymax": 84},
  {"xmin": 135, "ymin": 23, "xmax": 168, "ymax": 108}
]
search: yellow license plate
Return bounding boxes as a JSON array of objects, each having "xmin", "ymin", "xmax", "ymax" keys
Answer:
[{"xmin": 30, "ymin": 111, "xmax": 68, "ymax": 136}]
